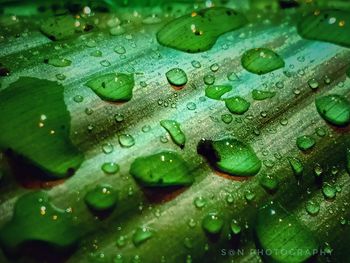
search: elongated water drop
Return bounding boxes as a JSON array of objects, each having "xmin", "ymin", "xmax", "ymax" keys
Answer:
[
  {"xmin": 241, "ymin": 48, "xmax": 285, "ymax": 75},
  {"xmin": 197, "ymin": 137, "xmax": 261, "ymax": 176},
  {"xmin": 296, "ymin": 135, "xmax": 315, "ymax": 151},
  {"xmin": 255, "ymin": 202, "xmax": 318, "ymax": 263},
  {"xmin": 288, "ymin": 157, "xmax": 303, "ymax": 177},
  {"xmin": 85, "ymin": 73, "xmax": 134, "ymax": 102},
  {"xmin": 130, "ymin": 151, "xmax": 193, "ymax": 187},
  {"xmin": 315, "ymin": 94, "xmax": 350, "ymax": 126},
  {"xmin": 252, "ymin": 89, "xmax": 276, "ymax": 100},
  {"xmin": 157, "ymin": 8, "xmax": 247, "ymax": 53},
  {"xmin": 205, "ymin": 85, "xmax": 232, "ymax": 100},
  {"xmin": 160, "ymin": 120, "xmax": 186, "ymax": 148},
  {"xmin": 44, "ymin": 57, "xmax": 71, "ymax": 67},
  {"xmin": 224, "ymin": 96, "xmax": 250, "ymax": 114}
]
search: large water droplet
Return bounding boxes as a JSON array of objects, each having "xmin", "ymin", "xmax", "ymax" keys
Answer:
[
  {"xmin": 166, "ymin": 68, "xmax": 187, "ymax": 87},
  {"xmin": 132, "ymin": 227, "xmax": 153, "ymax": 246},
  {"xmin": 197, "ymin": 137, "xmax": 261, "ymax": 176},
  {"xmin": 224, "ymin": 96, "xmax": 250, "ymax": 114},
  {"xmin": 157, "ymin": 8, "xmax": 247, "ymax": 53},
  {"xmin": 315, "ymin": 94, "xmax": 350, "ymax": 126},
  {"xmin": 202, "ymin": 212, "xmax": 224, "ymax": 234},
  {"xmin": 251, "ymin": 89, "xmax": 276, "ymax": 100},
  {"xmin": 130, "ymin": 151, "xmax": 193, "ymax": 187},
  {"xmin": 296, "ymin": 135, "xmax": 315, "ymax": 151},
  {"xmin": 85, "ymin": 73, "xmax": 134, "ymax": 102},
  {"xmin": 101, "ymin": 162, "xmax": 120, "ymax": 174},
  {"xmin": 241, "ymin": 48, "xmax": 285, "ymax": 75},
  {"xmin": 255, "ymin": 202, "xmax": 318, "ymax": 263},
  {"xmin": 118, "ymin": 134, "xmax": 135, "ymax": 148}
]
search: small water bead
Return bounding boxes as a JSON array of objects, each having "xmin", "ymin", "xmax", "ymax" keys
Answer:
[
  {"xmin": 114, "ymin": 113, "xmax": 124, "ymax": 122},
  {"xmin": 101, "ymin": 162, "xmax": 120, "ymax": 174},
  {"xmin": 275, "ymin": 81, "xmax": 284, "ymax": 89},
  {"xmin": 315, "ymin": 127, "xmax": 327, "ymax": 137},
  {"xmin": 100, "ymin": 60, "xmax": 111, "ymax": 67},
  {"xmin": 84, "ymin": 184, "xmax": 118, "ymax": 212},
  {"xmin": 260, "ymin": 111, "xmax": 267, "ymax": 118},
  {"xmin": 322, "ymin": 183, "xmax": 337, "ymax": 199},
  {"xmin": 110, "ymin": 26, "xmax": 125, "ymax": 36},
  {"xmin": 324, "ymin": 75, "xmax": 331, "ymax": 84},
  {"xmin": 114, "ymin": 254, "xmax": 124, "ymax": 263},
  {"xmin": 305, "ymin": 200, "xmax": 320, "ymax": 215},
  {"xmin": 102, "ymin": 143, "xmax": 114, "ymax": 154},
  {"xmin": 90, "ymin": 50, "xmax": 102, "ymax": 57},
  {"xmin": 118, "ymin": 134, "xmax": 135, "ymax": 148},
  {"xmin": 227, "ymin": 72, "xmax": 239, "ymax": 81},
  {"xmin": 244, "ymin": 190, "xmax": 256, "ymax": 201},
  {"xmin": 230, "ymin": 219, "xmax": 241, "ymax": 235},
  {"xmin": 203, "ymin": 74, "xmax": 215, "ymax": 85},
  {"xmin": 73, "ymin": 95, "xmax": 84, "ymax": 103},
  {"xmin": 279, "ymin": 118, "xmax": 288, "ymax": 126},
  {"xmin": 191, "ymin": 60, "xmax": 201, "ymax": 68},
  {"xmin": 288, "ymin": 157, "xmax": 303, "ymax": 177},
  {"xmin": 55, "ymin": 73, "xmax": 66, "ymax": 80},
  {"xmin": 221, "ymin": 114, "xmax": 233, "ymax": 124},
  {"xmin": 226, "ymin": 194, "xmax": 234, "ymax": 204},
  {"xmin": 186, "ymin": 102, "xmax": 197, "ymax": 110},
  {"xmin": 308, "ymin": 78, "xmax": 319, "ymax": 90},
  {"xmin": 210, "ymin": 63, "xmax": 219, "ymax": 72},
  {"xmin": 166, "ymin": 68, "xmax": 188, "ymax": 86},
  {"xmin": 114, "ymin": 45, "xmax": 126, "ymax": 54},
  {"xmin": 132, "ymin": 227, "xmax": 153, "ymax": 246},
  {"xmin": 183, "ymin": 237, "xmax": 193, "ymax": 249},
  {"xmin": 160, "ymin": 135, "xmax": 168, "ymax": 143},
  {"xmin": 86, "ymin": 40, "xmax": 97, "ymax": 48},
  {"xmin": 202, "ymin": 212, "xmax": 224, "ymax": 234},
  {"xmin": 188, "ymin": 218, "xmax": 197, "ymax": 228},
  {"xmin": 296, "ymin": 135, "xmax": 315, "ymax": 151},
  {"xmin": 193, "ymin": 196, "xmax": 207, "ymax": 208},
  {"xmin": 85, "ymin": 108, "xmax": 93, "ymax": 115},
  {"xmin": 141, "ymin": 125, "xmax": 151, "ymax": 133}
]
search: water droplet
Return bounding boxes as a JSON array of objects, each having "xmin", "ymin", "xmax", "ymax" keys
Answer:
[
  {"xmin": 84, "ymin": 184, "xmax": 118, "ymax": 212},
  {"xmin": 315, "ymin": 94, "xmax": 350, "ymax": 126},
  {"xmin": 114, "ymin": 45, "xmax": 126, "ymax": 54},
  {"xmin": 160, "ymin": 120, "xmax": 186, "ymax": 148},
  {"xmin": 255, "ymin": 202, "xmax": 318, "ymax": 263},
  {"xmin": 305, "ymin": 200, "xmax": 320, "ymax": 215},
  {"xmin": 230, "ymin": 219, "xmax": 241, "ymax": 235},
  {"xmin": 210, "ymin": 63, "xmax": 219, "ymax": 72},
  {"xmin": 308, "ymin": 78, "xmax": 319, "ymax": 90},
  {"xmin": 73, "ymin": 95, "xmax": 84, "ymax": 103},
  {"xmin": 241, "ymin": 48, "xmax": 285, "ymax": 75},
  {"xmin": 197, "ymin": 137, "xmax": 261, "ymax": 176},
  {"xmin": 251, "ymin": 89, "xmax": 276, "ymax": 100},
  {"xmin": 166, "ymin": 68, "xmax": 187, "ymax": 87},
  {"xmin": 102, "ymin": 143, "xmax": 114, "ymax": 154},
  {"xmin": 100, "ymin": 60, "xmax": 111, "ymax": 67},
  {"xmin": 244, "ymin": 190, "xmax": 255, "ymax": 201},
  {"xmin": 118, "ymin": 134, "xmax": 135, "ymax": 148},
  {"xmin": 186, "ymin": 102, "xmax": 197, "ymax": 110},
  {"xmin": 296, "ymin": 135, "xmax": 315, "ymax": 151},
  {"xmin": 55, "ymin": 73, "xmax": 66, "ymax": 80},
  {"xmin": 85, "ymin": 73, "xmax": 134, "ymax": 102},
  {"xmin": 191, "ymin": 60, "xmax": 201, "ymax": 68},
  {"xmin": 315, "ymin": 127, "xmax": 327, "ymax": 137},
  {"xmin": 221, "ymin": 114, "xmax": 233, "ymax": 124},
  {"xmin": 224, "ymin": 96, "xmax": 250, "ymax": 114},
  {"xmin": 85, "ymin": 108, "xmax": 93, "ymax": 115},
  {"xmin": 205, "ymin": 85, "xmax": 232, "ymax": 100},
  {"xmin": 132, "ymin": 227, "xmax": 153, "ymax": 246},
  {"xmin": 298, "ymin": 10, "xmax": 350, "ymax": 48},
  {"xmin": 227, "ymin": 72, "xmax": 239, "ymax": 81},
  {"xmin": 275, "ymin": 81, "xmax": 284, "ymax": 89},
  {"xmin": 101, "ymin": 162, "xmax": 120, "ymax": 174},
  {"xmin": 110, "ymin": 26, "xmax": 125, "ymax": 36},
  {"xmin": 259, "ymin": 174, "xmax": 278, "ymax": 192},
  {"xmin": 322, "ymin": 183, "xmax": 336, "ymax": 199},
  {"xmin": 142, "ymin": 125, "xmax": 151, "ymax": 133},
  {"xmin": 193, "ymin": 196, "xmax": 207, "ymax": 208},
  {"xmin": 288, "ymin": 157, "xmax": 303, "ymax": 177},
  {"xmin": 157, "ymin": 7, "xmax": 247, "ymax": 53},
  {"xmin": 90, "ymin": 50, "xmax": 102, "ymax": 57},
  {"xmin": 130, "ymin": 151, "xmax": 193, "ymax": 187},
  {"xmin": 203, "ymin": 74, "xmax": 215, "ymax": 85},
  {"xmin": 202, "ymin": 212, "xmax": 224, "ymax": 234},
  {"xmin": 115, "ymin": 113, "xmax": 124, "ymax": 122},
  {"xmin": 44, "ymin": 57, "xmax": 72, "ymax": 67}
]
